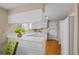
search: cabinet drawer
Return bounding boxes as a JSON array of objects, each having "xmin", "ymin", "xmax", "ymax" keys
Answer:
[
  {"xmin": 16, "ymin": 46, "xmax": 28, "ymax": 55},
  {"xmin": 18, "ymin": 40, "xmax": 45, "ymax": 50},
  {"xmin": 8, "ymin": 39, "xmax": 45, "ymax": 51},
  {"xmin": 16, "ymin": 46, "xmax": 44, "ymax": 55}
]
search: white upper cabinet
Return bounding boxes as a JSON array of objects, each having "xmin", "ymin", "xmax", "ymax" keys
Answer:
[
  {"xmin": 8, "ymin": 9, "xmax": 44, "ymax": 23},
  {"xmin": 8, "ymin": 3, "xmax": 74, "ymax": 23}
]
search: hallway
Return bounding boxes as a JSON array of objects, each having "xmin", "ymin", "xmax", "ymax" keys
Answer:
[{"xmin": 46, "ymin": 40, "xmax": 61, "ymax": 55}]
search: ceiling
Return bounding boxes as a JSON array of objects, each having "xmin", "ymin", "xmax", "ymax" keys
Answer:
[
  {"xmin": 0, "ymin": 3, "xmax": 74, "ymax": 20},
  {"xmin": 45, "ymin": 3, "xmax": 74, "ymax": 20},
  {"xmin": 0, "ymin": 3, "xmax": 27, "ymax": 10}
]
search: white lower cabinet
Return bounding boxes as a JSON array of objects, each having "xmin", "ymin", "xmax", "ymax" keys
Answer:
[
  {"xmin": 16, "ymin": 46, "xmax": 43, "ymax": 55},
  {"xmin": 7, "ymin": 36, "xmax": 46, "ymax": 55},
  {"xmin": 16, "ymin": 41, "xmax": 45, "ymax": 55}
]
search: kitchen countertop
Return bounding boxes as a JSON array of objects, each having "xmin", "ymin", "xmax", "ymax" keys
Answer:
[{"xmin": 7, "ymin": 33, "xmax": 47, "ymax": 42}]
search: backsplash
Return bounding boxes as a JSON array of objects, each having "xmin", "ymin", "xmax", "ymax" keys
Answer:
[
  {"xmin": 8, "ymin": 21, "xmax": 58, "ymax": 39},
  {"xmin": 7, "ymin": 21, "xmax": 47, "ymax": 33}
]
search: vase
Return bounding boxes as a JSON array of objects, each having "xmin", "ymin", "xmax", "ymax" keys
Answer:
[{"xmin": 17, "ymin": 33, "xmax": 22, "ymax": 37}]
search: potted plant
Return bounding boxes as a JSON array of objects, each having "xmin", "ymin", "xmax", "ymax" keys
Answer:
[{"xmin": 15, "ymin": 28, "xmax": 26, "ymax": 37}]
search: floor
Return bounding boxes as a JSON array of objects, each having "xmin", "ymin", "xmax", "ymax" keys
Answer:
[{"xmin": 45, "ymin": 39, "xmax": 61, "ymax": 55}]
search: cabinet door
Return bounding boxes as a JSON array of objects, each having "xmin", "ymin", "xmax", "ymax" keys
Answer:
[
  {"xmin": 15, "ymin": 39, "xmax": 45, "ymax": 55},
  {"xmin": 8, "ymin": 9, "xmax": 43, "ymax": 23},
  {"xmin": 16, "ymin": 46, "xmax": 28, "ymax": 55},
  {"xmin": 16, "ymin": 45, "xmax": 44, "ymax": 55},
  {"xmin": 8, "ymin": 38, "xmax": 46, "ymax": 55}
]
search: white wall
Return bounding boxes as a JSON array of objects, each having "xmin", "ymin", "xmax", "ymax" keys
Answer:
[
  {"xmin": 48, "ymin": 21, "xmax": 58, "ymax": 39},
  {"xmin": 59, "ymin": 17, "xmax": 69, "ymax": 55},
  {"xmin": 69, "ymin": 16, "xmax": 74, "ymax": 55},
  {"xmin": 59, "ymin": 16, "xmax": 74, "ymax": 55},
  {"xmin": 0, "ymin": 8, "xmax": 8, "ymax": 54}
]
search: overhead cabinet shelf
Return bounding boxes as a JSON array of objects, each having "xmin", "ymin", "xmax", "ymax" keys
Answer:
[
  {"xmin": 8, "ymin": 4, "xmax": 73, "ymax": 23},
  {"xmin": 8, "ymin": 9, "xmax": 44, "ymax": 23}
]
